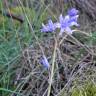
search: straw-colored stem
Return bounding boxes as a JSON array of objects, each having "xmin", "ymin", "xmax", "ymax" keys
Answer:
[{"xmin": 47, "ymin": 37, "xmax": 57, "ymax": 96}]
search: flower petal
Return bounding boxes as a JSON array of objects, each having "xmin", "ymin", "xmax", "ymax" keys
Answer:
[
  {"xmin": 59, "ymin": 28, "xmax": 65, "ymax": 36},
  {"xmin": 68, "ymin": 8, "xmax": 78, "ymax": 16},
  {"xmin": 41, "ymin": 23, "xmax": 49, "ymax": 32},
  {"xmin": 48, "ymin": 19, "xmax": 56, "ymax": 31},
  {"xmin": 54, "ymin": 22, "xmax": 61, "ymax": 28},
  {"xmin": 68, "ymin": 15, "xmax": 79, "ymax": 26},
  {"xmin": 59, "ymin": 14, "xmax": 64, "ymax": 24},
  {"xmin": 70, "ymin": 22, "xmax": 79, "ymax": 26},
  {"xmin": 65, "ymin": 27, "xmax": 73, "ymax": 34}
]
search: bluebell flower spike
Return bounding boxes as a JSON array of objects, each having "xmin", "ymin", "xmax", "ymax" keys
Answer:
[{"xmin": 41, "ymin": 8, "xmax": 79, "ymax": 36}]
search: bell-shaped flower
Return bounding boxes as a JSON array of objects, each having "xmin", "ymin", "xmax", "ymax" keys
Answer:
[
  {"xmin": 40, "ymin": 55, "xmax": 50, "ymax": 69},
  {"xmin": 57, "ymin": 14, "xmax": 79, "ymax": 35},
  {"xmin": 41, "ymin": 19, "xmax": 56, "ymax": 32},
  {"xmin": 68, "ymin": 8, "xmax": 78, "ymax": 17}
]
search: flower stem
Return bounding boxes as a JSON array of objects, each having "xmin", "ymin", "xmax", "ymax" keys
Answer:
[{"xmin": 47, "ymin": 37, "xmax": 57, "ymax": 96}]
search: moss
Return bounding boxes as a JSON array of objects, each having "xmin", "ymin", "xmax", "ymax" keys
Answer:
[{"xmin": 71, "ymin": 82, "xmax": 96, "ymax": 96}]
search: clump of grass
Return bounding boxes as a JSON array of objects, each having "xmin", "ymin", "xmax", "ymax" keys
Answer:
[{"xmin": 71, "ymin": 82, "xmax": 96, "ymax": 96}]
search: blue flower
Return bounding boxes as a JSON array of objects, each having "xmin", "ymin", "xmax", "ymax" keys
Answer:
[
  {"xmin": 57, "ymin": 14, "xmax": 79, "ymax": 35},
  {"xmin": 68, "ymin": 8, "xmax": 78, "ymax": 17},
  {"xmin": 40, "ymin": 55, "xmax": 50, "ymax": 69},
  {"xmin": 41, "ymin": 19, "xmax": 56, "ymax": 32},
  {"xmin": 41, "ymin": 8, "xmax": 79, "ymax": 35}
]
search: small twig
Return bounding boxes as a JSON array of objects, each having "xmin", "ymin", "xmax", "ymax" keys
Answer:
[{"xmin": 0, "ymin": 10, "xmax": 24, "ymax": 23}]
